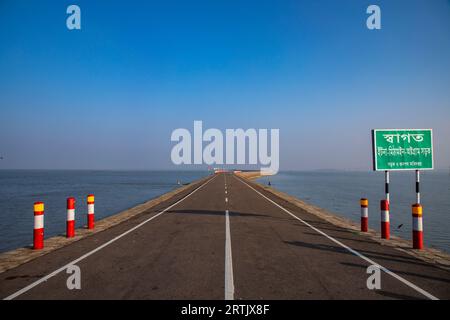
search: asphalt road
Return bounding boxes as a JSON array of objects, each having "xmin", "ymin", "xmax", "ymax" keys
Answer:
[{"xmin": 0, "ymin": 173, "xmax": 449, "ymax": 300}]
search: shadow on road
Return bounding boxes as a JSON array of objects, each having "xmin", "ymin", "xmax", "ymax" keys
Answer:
[{"xmin": 167, "ymin": 209, "xmax": 269, "ymax": 219}]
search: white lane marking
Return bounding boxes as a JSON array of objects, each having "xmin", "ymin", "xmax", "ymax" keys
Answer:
[
  {"xmin": 4, "ymin": 175, "xmax": 218, "ymax": 300},
  {"xmin": 235, "ymin": 176, "xmax": 439, "ymax": 301},
  {"xmin": 225, "ymin": 174, "xmax": 228, "ymax": 195},
  {"xmin": 225, "ymin": 209, "xmax": 235, "ymax": 300},
  {"xmin": 225, "ymin": 197, "xmax": 228, "ymax": 203}
]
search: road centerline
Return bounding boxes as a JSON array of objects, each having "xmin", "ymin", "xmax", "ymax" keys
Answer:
[{"xmin": 225, "ymin": 209, "xmax": 235, "ymax": 300}]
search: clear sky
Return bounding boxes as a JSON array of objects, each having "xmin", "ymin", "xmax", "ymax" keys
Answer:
[{"xmin": 1, "ymin": 0, "xmax": 449, "ymax": 170}]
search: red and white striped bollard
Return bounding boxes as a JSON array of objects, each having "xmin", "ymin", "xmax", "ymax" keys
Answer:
[
  {"xmin": 360, "ymin": 198, "xmax": 368, "ymax": 232},
  {"xmin": 33, "ymin": 202, "xmax": 44, "ymax": 249},
  {"xmin": 380, "ymin": 200, "xmax": 390, "ymax": 239},
  {"xmin": 66, "ymin": 197, "xmax": 75, "ymax": 238},
  {"xmin": 412, "ymin": 204, "xmax": 423, "ymax": 249},
  {"xmin": 87, "ymin": 194, "xmax": 95, "ymax": 229}
]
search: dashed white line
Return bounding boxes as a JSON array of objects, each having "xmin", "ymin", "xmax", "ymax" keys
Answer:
[
  {"xmin": 225, "ymin": 209, "xmax": 235, "ymax": 300},
  {"xmin": 235, "ymin": 176, "xmax": 439, "ymax": 301},
  {"xmin": 3, "ymin": 175, "xmax": 218, "ymax": 300}
]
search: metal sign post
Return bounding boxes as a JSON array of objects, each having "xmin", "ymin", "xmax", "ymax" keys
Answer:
[
  {"xmin": 385, "ymin": 170, "xmax": 390, "ymax": 202},
  {"xmin": 416, "ymin": 170, "xmax": 420, "ymax": 204},
  {"xmin": 371, "ymin": 129, "xmax": 434, "ymax": 249}
]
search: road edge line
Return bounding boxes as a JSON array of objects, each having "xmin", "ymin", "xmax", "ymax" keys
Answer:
[{"xmin": 235, "ymin": 175, "xmax": 439, "ymax": 301}]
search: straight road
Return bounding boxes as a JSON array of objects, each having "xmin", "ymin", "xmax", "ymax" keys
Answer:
[{"xmin": 0, "ymin": 173, "xmax": 449, "ymax": 300}]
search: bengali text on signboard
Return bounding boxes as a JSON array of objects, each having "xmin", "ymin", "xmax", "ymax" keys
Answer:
[{"xmin": 372, "ymin": 129, "xmax": 433, "ymax": 171}]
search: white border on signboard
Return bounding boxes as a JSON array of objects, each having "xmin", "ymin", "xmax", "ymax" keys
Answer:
[{"xmin": 372, "ymin": 128, "xmax": 434, "ymax": 171}]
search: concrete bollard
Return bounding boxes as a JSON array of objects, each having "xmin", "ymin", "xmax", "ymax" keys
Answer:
[
  {"xmin": 87, "ymin": 194, "xmax": 95, "ymax": 229},
  {"xmin": 412, "ymin": 204, "xmax": 423, "ymax": 249},
  {"xmin": 33, "ymin": 202, "xmax": 45, "ymax": 250},
  {"xmin": 380, "ymin": 200, "xmax": 390, "ymax": 239},
  {"xmin": 360, "ymin": 198, "xmax": 368, "ymax": 232},
  {"xmin": 66, "ymin": 197, "xmax": 75, "ymax": 238}
]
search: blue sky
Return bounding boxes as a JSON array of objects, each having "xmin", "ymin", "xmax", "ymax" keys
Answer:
[{"xmin": 1, "ymin": 0, "xmax": 449, "ymax": 170}]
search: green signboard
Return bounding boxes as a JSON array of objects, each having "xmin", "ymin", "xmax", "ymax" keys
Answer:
[{"xmin": 372, "ymin": 129, "xmax": 434, "ymax": 171}]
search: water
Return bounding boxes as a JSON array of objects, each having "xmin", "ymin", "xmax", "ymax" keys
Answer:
[
  {"xmin": 258, "ymin": 171, "xmax": 450, "ymax": 253},
  {"xmin": 0, "ymin": 170, "xmax": 209, "ymax": 253}
]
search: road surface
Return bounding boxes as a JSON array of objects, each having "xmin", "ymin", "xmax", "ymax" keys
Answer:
[{"xmin": 1, "ymin": 173, "xmax": 449, "ymax": 300}]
